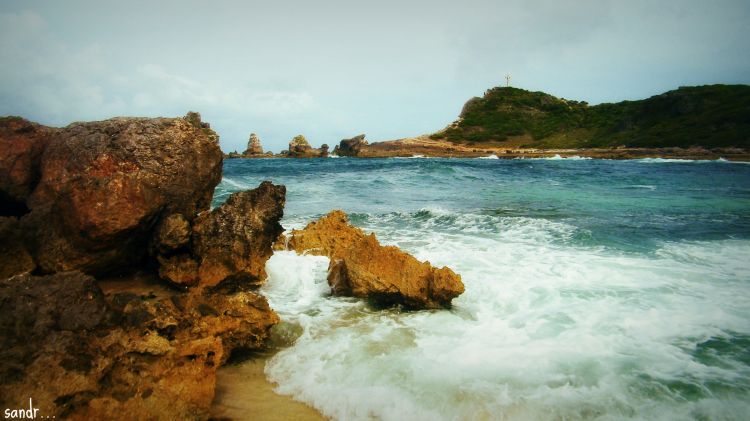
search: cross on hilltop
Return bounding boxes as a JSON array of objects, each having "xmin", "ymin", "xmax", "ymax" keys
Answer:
[{"xmin": 505, "ymin": 74, "xmax": 511, "ymax": 87}]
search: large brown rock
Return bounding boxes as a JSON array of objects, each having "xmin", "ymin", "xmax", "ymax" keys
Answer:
[
  {"xmin": 0, "ymin": 117, "xmax": 54, "ymax": 215},
  {"xmin": 288, "ymin": 210, "xmax": 464, "ymax": 309},
  {"xmin": 0, "ymin": 113, "xmax": 223, "ymax": 276},
  {"xmin": 155, "ymin": 181, "xmax": 286, "ymax": 289},
  {"xmin": 334, "ymin": 134, "xmax": 369, "ymax": 156},
  {"xmin": 0, "ymin": 271, "xmax": 279, "ymax": 420}
]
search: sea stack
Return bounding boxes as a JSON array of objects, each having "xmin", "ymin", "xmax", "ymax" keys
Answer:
[
  {"xmin": 244, "ymin": 133, "xmax": 264, "ymax": 156},
  {"xmin": 288, "ymin": 134, "xmax": 312, "ymax": 157}
]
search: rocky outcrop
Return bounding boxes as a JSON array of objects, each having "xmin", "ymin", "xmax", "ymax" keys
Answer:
[
  {"xmin": 0, "ymin": 112, "xmax": 223, "ymax": 277},
  {"xmin": 244, "ymin": 133, "xmax": 264, "ymax": 155},
  {"xmin": 0, "ymin": 112, "xmax": 287, "ymax": 420},
  {"xmin": 288, "ymin": 134, "xmax": 312, "ymax": 157},
  {"xmin": 287, "ymin": 210, "xmax": 464, "ymax": 309},
  {"xmin": 0, "ymin": 117, "xmax": 55, "ymax": 216},
  {"xmin": 154, "ymin": 182, "xmax": 286, "ymax": 289},
  {"xmin": 0, "ymin": 271, "xmax": 279, "ymax": 420},
  {"xmin": 334, "ymin": 134, "xmax": 369, "ymax": 156},
  {"xmin": 320, "ymin": 143, "xmax": 330, "ymax": 158}
]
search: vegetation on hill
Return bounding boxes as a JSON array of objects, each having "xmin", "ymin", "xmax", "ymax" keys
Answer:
[{"xmin": 431, "ymin": 85, "xmax": 750, "ymax": 149}]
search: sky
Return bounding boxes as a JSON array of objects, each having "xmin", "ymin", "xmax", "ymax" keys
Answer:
[{"xmin": 1, "ymin": 0, "xmax": 748, "ymax": 153}]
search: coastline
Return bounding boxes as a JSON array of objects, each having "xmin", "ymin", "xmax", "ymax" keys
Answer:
[{"xmin": 227, "ymin": 136, "xmax": 750, "ymax": 161}]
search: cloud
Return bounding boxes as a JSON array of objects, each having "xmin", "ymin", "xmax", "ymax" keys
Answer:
[{"xmin": 0, "ymin": 1, "xmax": 748, "ymax": 152}]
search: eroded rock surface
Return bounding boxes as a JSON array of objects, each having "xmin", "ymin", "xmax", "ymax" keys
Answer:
[
  {"xmin": 0, "ymin": 271, "xmax": 279, "ymax": 420},
  {"xmin": 288, "ymin": 210, "xmax": 464, "ymax": 309},
  {"xmin": 191, "ymin": 181, "xmax": 286, "ymax": 288},
  {"xmin": 0, "ymin": 117, "xmax": 55, "ymax": 215},
  {"xmin": 0, "ymin": 113, "xmax": 223, "ymax": 277}
]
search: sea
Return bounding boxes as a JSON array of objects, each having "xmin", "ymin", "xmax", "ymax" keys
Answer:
[{"xmin": 214, "ymin": 156, "xmax": 750, "ymax": 421}]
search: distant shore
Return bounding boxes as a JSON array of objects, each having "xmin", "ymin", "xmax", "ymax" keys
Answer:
[{"xmin": 227, "ymin": 136, "xmax": 750, "ymax": 161}]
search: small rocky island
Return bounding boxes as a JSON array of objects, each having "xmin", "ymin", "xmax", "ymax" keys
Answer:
[{"xmin": 0, "ymin": 112, "xmax": 464, "ymax": 419}]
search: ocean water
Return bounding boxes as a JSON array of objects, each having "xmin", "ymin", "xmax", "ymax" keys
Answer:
[{"xmin": 215, "ymin": 157, "xmax": 750, "ymax": 421}]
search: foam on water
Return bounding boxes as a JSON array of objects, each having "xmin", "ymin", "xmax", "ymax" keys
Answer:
[
  {"xmin": 636, "ymin": 157, "xmax": 736, "ymax": 164},
  {"xmin": 479, "ymin": 154, "xmax": 500, "ymax": 159},
  {"xmin": 215, "ymin": 157, "xmax": 750, "ymax": 420},
  {"xmin": 263, "ymin": 211, "xmax": 750, "ymax": 420}
]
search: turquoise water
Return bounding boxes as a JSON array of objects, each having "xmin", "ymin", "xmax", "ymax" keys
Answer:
[{"xmin": 216, "ymin": 157, "xmax": 750, "ymax": 420}]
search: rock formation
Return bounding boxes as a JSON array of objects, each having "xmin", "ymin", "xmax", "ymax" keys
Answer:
[
  {"xmin": 287, "ymin": 210, "xmax": 464, "ymax": 309},
  {"xmin": 154, "ymin": 181, "xmax": 286, "ymax": 289},
  {"xmin": 333, "ymin": 134, "xmax": 369, "ymax": 157},
  {"xmin": 320, "ymin": 143, "xmax": 330, "ymax": 158},
  {"xmin": 244, "ymin": 133, "xmax": 264, "ymax": 156},
  {"xmin": 0, "ymin": 112, "xmax": 223, "ymax": 276},
  {"xmin": 287, "ymin": 134, "xmax": 312, "ymax": 157},
  {"xmin": 0, "ymin": 113, "xmax": 286, "ymax": 419},
  {"xmin": 0, "ymin": 117, "xmax": 55, "ymax": 215},
  {"xmin": 0, "ymin": 271, "xmax": 278, "ymax": 420}
]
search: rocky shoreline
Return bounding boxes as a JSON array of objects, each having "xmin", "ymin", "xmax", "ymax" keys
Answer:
[
  {"xmin": 227, "ymin": 133, "xmax": 750, "ymax": 161},
  {"xmin": 0, "ymin": 113, "xmax": 465, "ymax": 419}
]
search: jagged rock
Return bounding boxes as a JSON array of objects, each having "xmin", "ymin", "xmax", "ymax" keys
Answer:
[
  {"xmin": 288, "ymin": 210, "xmax": 464, "ymax": 309},
  {"xmin": 335, "ymin": 134, "xmax": 369, "ymax": 156},
  {"xmin": 155, "ymin": 181, "xmax": 286, "ymax": 289},
  {"xmin": 0, "ymin": 113, "xmax": 223, "ymax": 277},
  {"xmin": 320, "ymin": 143, "xmax": 330, "ymax": 158},
  {"xmin": 288, "ymin": 134, "xmax": 312, "ymax": 157},
  {"xmin": 152, "ymin": 213, "xmax": 191, "ymax": 255},
  {"xmin": 0, "ymin": 271, "xmax": 279, "ymax": 420},
  {"xmin": 244, "ymin": 133, "xmax": 264, "ymax": 155},
  {"xmin": 0, "ymin": 117, "xmax": 55, "ymax": 216}
]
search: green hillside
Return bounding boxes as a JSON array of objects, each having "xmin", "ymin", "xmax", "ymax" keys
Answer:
[{"xmin": 432, "ymin": 85, "xmax": 750, "ymax": 149}]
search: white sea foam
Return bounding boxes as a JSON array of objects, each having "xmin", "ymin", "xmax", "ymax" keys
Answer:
[
  {"xmin": 514, "ymin": 154, "xmax": 592, "ymax": 160},
  {"xmin": 262, "ymin": 212, "xmax": 750, "ymax": 420},
  {"xmin": 478, "ymin": 154, "xmax": 499, "ymax": 159},
  {"xmin": 636, "ymin": 157, "xmax": 736, "ymax": 164}
]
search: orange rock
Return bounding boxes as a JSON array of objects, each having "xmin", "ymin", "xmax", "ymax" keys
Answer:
[
  {"xmin": 0, "ymin": 271, "xmax": 279, "ymax": 420},
  {"xmin": 289, "ymin": 211, "xmax": 464, "ymax": 309}
]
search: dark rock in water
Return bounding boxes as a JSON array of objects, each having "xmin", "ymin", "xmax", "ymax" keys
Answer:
[
  {"xmin": 152, "ymin": 181, "xmax": 286, "ymax": 289},
  {"xmin": 335, "ymin": 134, "xmax": 369, "ymax": 156},
  {"xmin": 191, "ymin": 181, "xmax": 286, "ymax": 288},
  {"xmin": 0, "ymin": 112, "xmax": 223, "ymax": 277},
  {"xmin": 0, "ymin": 117, "xmax": 54, "ymax": 216},
  {"xmin": 288, "ymin": 210, "xmax": 464, "ymax": 309},
  {"xmin": 0, "ymin": 270, "xmax": 279, "ymax": 420}
]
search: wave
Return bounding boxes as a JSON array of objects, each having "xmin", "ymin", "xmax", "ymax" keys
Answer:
[
  {"xmin": 515, "ymin": 154, "xmax": 592, "ymax": 160},
  {"xmin": 264, "ymin": 231, "xmax": 750, "ymax": 420},
  {"xmin": 478, "ymin": 154, "xmax": 499, "ymax": 159},
  {"xmin": 637, "ymin": 157, "xmax": 736, "ymax": 164}
]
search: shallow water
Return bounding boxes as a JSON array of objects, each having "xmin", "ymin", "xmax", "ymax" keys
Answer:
[{"xmin": 215, "ymin": 157, "xmax": 750, "ymax": 420}]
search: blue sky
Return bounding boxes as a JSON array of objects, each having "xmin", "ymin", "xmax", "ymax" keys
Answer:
[{"xmin": 1, "ymin": 0, "xmax": 748, "ymax": 152}]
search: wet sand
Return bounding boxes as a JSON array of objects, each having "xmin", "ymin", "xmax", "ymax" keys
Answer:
[{"xmin": 211, "ymin": 350, "xmax": 327, "ymax": 421}]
